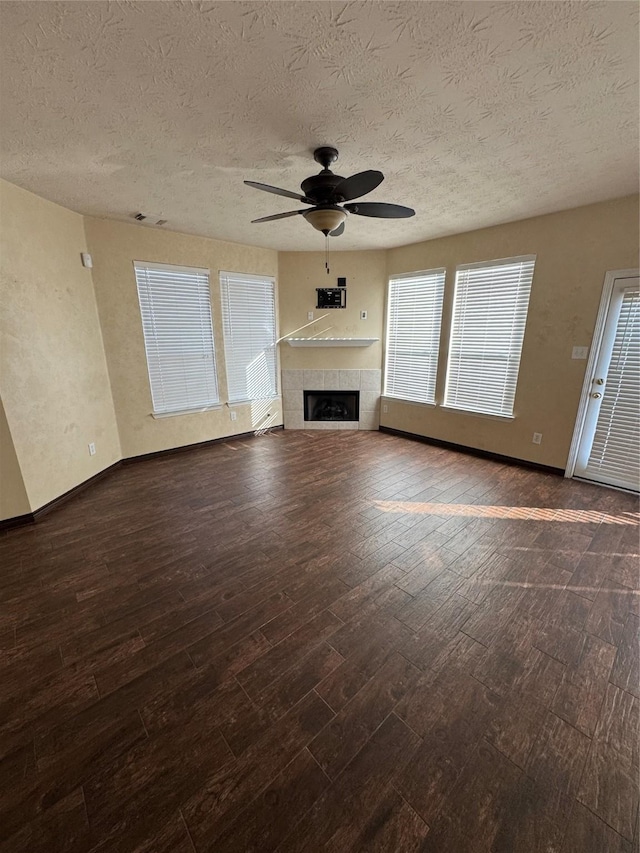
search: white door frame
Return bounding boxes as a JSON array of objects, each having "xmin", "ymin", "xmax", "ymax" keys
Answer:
[{"xmin": 565, "ymin": 267, "xmax": 640, "ymax": 479}]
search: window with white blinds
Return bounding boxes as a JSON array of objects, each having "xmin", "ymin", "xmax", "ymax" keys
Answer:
[
  {"xmin": 444, "ymin": 256, "xmax": 535, "ymax": 417},
  {"xmin": 384, "ymin": 269, "xmax": 446, "ymax": 404},
  {"xmin": 581, "ymin": 286, "xmax": 639, "ymax": 490},
  {"xmin": 134, "ymin": 262, "xmax": 219, "ymax": 415},
  {"xmin": 220, "ymin": 271, "xmax": 278, "ymax": 403}
]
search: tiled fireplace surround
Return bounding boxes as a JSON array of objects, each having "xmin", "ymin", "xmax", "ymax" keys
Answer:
[{"xmin": 281, "ymin": 369, "xmax": 382, "ymax": 431}]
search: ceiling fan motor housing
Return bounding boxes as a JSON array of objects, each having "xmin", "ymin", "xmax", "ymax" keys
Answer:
[
  {"xmin": 301, "ymin": 146, "xmax": 349, "ymax": 203},
  {"xmin": 300, "ymin": 172, "xmax": 345, "ymax": 203}
]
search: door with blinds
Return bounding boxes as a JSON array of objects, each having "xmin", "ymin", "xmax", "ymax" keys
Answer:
[{"xmin": 574, "ymin": 274, "xmax": 639, "ymax": 491}]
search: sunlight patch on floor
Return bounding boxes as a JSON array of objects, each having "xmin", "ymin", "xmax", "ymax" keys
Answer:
[
  {"xmin": 375, "ymin": 501, "xmax": 640, "ymax": 525},
  {"xmin": 480, "ymin": 580, "xmax": 639, "ymax": 596}
]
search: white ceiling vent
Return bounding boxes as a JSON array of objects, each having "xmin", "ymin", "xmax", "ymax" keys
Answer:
[{"xmin": 132, "ymin": 212, "xmax": 168, "ymax": 226}]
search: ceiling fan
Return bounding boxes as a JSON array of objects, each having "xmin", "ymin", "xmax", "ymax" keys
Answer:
[{"xmin": 244, "ymin": 146, "xmax": 415, "ymax": 238}]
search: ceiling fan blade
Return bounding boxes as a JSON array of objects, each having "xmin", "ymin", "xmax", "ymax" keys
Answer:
[
  {"xmin": 330, "ymin": 221, "xmax": 345, "ymax": 237},
  {"xmin": 251, "ymin": 210, "xmax": 305, "ymax": 223},
  {"xmin": 244, "ymin": 181, "xmax": 310, "ymax": 203},
  {"xmin": 344, "ymin": 202, "xmax": 415, "ymax": 218},
  {"xmin": 333, "ymin": 170, "xmax": 384, "ymax": 202}
]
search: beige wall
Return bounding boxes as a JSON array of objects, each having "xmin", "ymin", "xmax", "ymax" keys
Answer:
[
  {"xmin": 0, "ymin": 396, "xmax": 30, "ymax": 519},
  {"xmin": 383, "ymin": 195, "xmax": 640, "ymax": 469},
  {"xmin": 2, "ymin": 184, "xmax": 637, "ymax": 520},
  {"xmin": 84, "ymin": 218, "xmax": 281, "ymax": 458},
  {"xmin": 0, "ymin": 180, "xmax": 121, "ymax": 515},
  {"xmin": 278, "ymin": 250, "xmax": 386, "ymax": 371}
]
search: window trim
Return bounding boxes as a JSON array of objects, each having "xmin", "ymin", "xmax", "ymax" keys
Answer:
[
  {"xmin": 439, "ymin": 405, "xmax": 514, "ymax": 422},
  {"xmin": 151, "ymin": 404, "xmax": 223, "ymax": 420},
  {"xmin": 454, "ymin": 254, "xmax": 536, "ymax": 275}
]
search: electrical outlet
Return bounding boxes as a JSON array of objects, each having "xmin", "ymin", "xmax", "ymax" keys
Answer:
[
  {"xmin": 360, "ymin": 310, "xmax": 368, "ymax": 320},
  {"xmin": 572, "ymin": 346, "xmax": 588, "ymax": 360},
  {"xmin": 307, "ymin": 311, "xmax": 314, "ymax": 321},
  {"xmin": 88, "ymin": 442, "xmax": 96, "ymax": 456},
  {"xmin": 230, "ymin": 411, "xmax": 237, "ymax": 421},
  {"xmin": 532, "ymin": 433, "xmax": 542, "ymax": 445},
  {"xmin": 382, "ymin": 404, "xmax": 388, "ymax": 414}
]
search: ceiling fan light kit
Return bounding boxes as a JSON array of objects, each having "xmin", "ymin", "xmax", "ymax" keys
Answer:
[
  {"xmin": 303, "ymin": 206, "xmax": 347, "ymax": 234},
  {"xmin": 244, "ymin": 146, "xmax": 415, "ymax": 240}
]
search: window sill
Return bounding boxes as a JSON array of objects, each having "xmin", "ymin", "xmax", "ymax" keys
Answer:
[
  {"xmin": 152, "ymin": 404, "xmax": 223, "ymax": 419},
  {"xmin": 227, "ymin": 395, "xmax": 280, "ymax": 406},
  {"xmin": 440, "ymin": 405, "xmax": 515, "ymax": 422},
  {"xmin": 286, "ymin": 338, "xmax": 379, "ymax": 347},
  {"xmin": 381, "ymin": 396, "xmax": 436, "ymax": 409}
]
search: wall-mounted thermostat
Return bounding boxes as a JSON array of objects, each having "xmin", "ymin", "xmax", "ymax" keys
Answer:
[{"xmin": 316, "ymin": 287, "xmax": 347, "ymax": 309}]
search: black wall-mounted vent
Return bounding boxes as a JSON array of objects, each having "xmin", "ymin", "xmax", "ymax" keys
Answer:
[{"xmin": 133, "ymin": 213, "xmax": 168, "ymax": 226}]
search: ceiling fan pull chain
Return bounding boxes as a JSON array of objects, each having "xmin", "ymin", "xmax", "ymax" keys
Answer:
[{"xmin": 325, "ymin": 233, "xmax": 330, "ymax": 274}]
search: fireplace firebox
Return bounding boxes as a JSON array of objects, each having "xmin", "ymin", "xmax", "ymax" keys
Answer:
[{"xmin": 304, "ymin": 390, "xmax": 360, "ymax": 422}]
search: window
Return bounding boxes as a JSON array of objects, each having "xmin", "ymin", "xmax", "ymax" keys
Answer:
[
  {"xmin": 220, "ymin": 271, "xmax": 277, "ymax": 402},
  {"xmin": 444, "ymin": 255, "xmax": 535, "ymax": 418},
  {"xmin": 134, "ymin": 261, "xmax": 219, "ymax": 415},
  {"xmin": 384, "ymin": 269, "xmax": 446, "ymax": 405}
]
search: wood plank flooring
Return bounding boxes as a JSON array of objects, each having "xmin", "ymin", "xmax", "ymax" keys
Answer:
[{"xmin": 1, "ymin": 429, "xmax": 638, "ymax": 852}]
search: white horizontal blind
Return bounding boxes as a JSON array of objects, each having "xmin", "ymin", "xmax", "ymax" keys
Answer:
[
  {"xmin": 134, "ymin": 262, "xmax": 219, "ymax": 414},
  {"xmin": 583, "ymin": 286, "xmax": 639, "ymax": 490},
  {"xmin": 384, "ymin": 269, "xmax": 446, "ymax": 404},
  {"xmin": 445, "ymin": 256, "xmax": 535, "ymax": 417},
  {"xmin": 220, "ymin": 271, "xmax": 277, "ymax": 402}
]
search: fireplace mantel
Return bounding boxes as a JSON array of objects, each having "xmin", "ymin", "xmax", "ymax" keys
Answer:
[{"xmin": 286, "ymin": 337, "xmax": 379, "ymax": 347}]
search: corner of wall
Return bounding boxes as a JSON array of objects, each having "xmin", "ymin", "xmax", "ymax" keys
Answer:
[
  {"xmin": 81, "ymin": 214, "xmax": 124, "ymax": 462},
  {"xmin": 0, "ymin": 180, "xmax": 123, "ymax": 518},
  {"xmin": 0, "ymin": 396, "xmax": 31, "ymax": 518}
]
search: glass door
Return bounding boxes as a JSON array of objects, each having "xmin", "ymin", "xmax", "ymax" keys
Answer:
[{"xmin": 574, "ymin": 275, "xmax": 639, "ymax": 491}]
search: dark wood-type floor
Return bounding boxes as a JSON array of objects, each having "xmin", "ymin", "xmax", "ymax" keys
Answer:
[{"xmin": 1, "ymin": 430, "xmax": 639, "ymax": 852}]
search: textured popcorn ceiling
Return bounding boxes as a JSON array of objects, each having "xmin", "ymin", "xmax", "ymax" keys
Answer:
[{"xmin": 1, "ymin": 1, "xmax": 638, "ymax": 251}]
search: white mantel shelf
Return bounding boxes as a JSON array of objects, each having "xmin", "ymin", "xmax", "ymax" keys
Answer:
[{"xmin": 286, "ymin": 337, "xmax": 379, "ymax": 347}]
